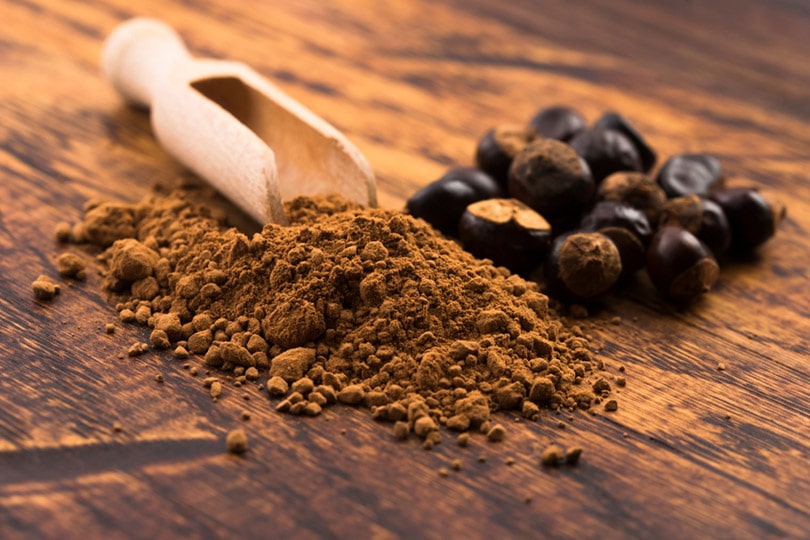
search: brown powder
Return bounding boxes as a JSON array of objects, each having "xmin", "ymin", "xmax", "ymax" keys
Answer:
[
  {"xmin": 226, "ymin": 428, "xmax": 248, "ymax": 454},
  {"xmin": 69, "ymin": 189, "xmax": 611, "ymax": 446},
  {"xmin": 56, "ymin": 252, "xmax": 87, "ymax": 280},
  {"xmin": 32, "ymin": 275, "xmax": 60, "ymax": 301}
]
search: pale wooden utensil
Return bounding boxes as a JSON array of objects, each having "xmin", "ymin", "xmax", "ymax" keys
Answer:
[{"xmin": 101, "ymin": 18, "xmax": 377, "ymax": 225}]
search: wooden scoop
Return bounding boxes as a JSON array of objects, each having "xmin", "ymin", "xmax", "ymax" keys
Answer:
[{"xmin": 101, "ymin": 18, "xmax": 377, "ymax": 225}]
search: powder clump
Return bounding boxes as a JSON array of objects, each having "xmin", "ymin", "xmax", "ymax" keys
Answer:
[
  {"xmin": 56, "ymin": 252, "xmax": 87, "ymax": 280},
  {"xmin": 74, "ymin": 191, "xmax": 611, "ymax": 442},
  {"xmin": 32, "ymin": 275, "xmax": 60, "ymax": 301}
]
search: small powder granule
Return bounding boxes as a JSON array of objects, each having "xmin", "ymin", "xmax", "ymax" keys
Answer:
[
  {"xmin": 32, "ymin": 275, "xmax": 60, "ymax": 301},
  {"xmin": 541, "ymin": 444, "xmax": 564, "ymax": 467},
  {"xmin": 226, "ymin": 428, "xmax": 248, "ymax": 454},
  {"xmin": 73, "ymin": 191, "xmax": 607, "ymax": 444},
  {"xmin": 565, "ymin": 446, "xmax": 583, "ymax": 466},
  {"xmin": 210, "ymin": 381, "xmax": 223, "ymax": 400},
  {"xmin": 56, "ymin": 252, "xmax": 87, "ymax": 280},
  {"xmin": 487, "ymin": 424, "xmax": 506, "ymax": 442},
  {"xmin": 55, "ymin": 222, "xmax": 73, "ymax": 243},
  {"xmin": 127, "ymin": 342, "xmax": 148, "ymax": 357}
]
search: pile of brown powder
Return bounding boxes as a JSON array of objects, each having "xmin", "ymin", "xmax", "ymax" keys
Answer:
[{"xmin": 66, "ymin": 190, "xmax": 614, "ymax": 447}]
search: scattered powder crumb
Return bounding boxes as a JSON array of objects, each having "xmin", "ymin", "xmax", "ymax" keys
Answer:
[
  {"xmin": 716, "ymin": 363, "xmax": 726, "ymax": 371},
  {"xmin": 457, "ymin": 433, "xmax": 470, "ymax": 447},
  {"xmin": 56, "ymin": 253, "xmax": 87, "ymax": 280},
  {"xmin": 610, "ymin": 316, "xmax": 622, "ymax": 325},
  {"xmin": 127, "ymin": 342, "xmax": 148, "ymax": 357},
  {"xmin": 210, "ymin": 381, "xmax": 223, "ymax": 399},
  {"xmin": 32, "ymin": 275, "xmax": 60, "ymax": 301},
  {"xmin": 190, "ymin": 367, "xmax": 199, "ymax": 376},
  {"xmin": 616, "ymin": 376, "xmax": 627, "ymax": 387},
  {"xmin": 557, "ymin": 421, "xmax": 567, "ymax": 429},
  {"xmin": 154, "ymin": 373, "xmax": 164, "ymax": 383},
  {"xmin": 604, "ymin": 399, "xmax": 618, "ymax": 412},
  {"xmin": 565, "ymin": 446, "xmax": 583, "ymax": 466},
  {"xmin": 55, "ymin": 222, "xmax": 73, "ymax": 243},
  {"xmin": 486, "ymin": 424, "xmax": 506, "ymax": 442},
  {"xmin": 479, "ymin": 421, "xmax": 492, "ymax": 435},
  {"xmin": 438, "ymin": 467, "xmax": 449, "ymax": 478},
  {"xmin": 174, "ymin": 346, "xmax": 189, "ymax": 359},
  {"xmin": 150, "ymin": 329, "xmax": 171, "ymax": 349},
  {"xmin": 592, "ymin": 378, "xmax": 611, "ymax": 395},
  {"xmin": 451, "ymin": 459, "xmax": 462, "ymax": 471},
  {"xmin": 505, "ymin": 457, "xmax": 515, "ymax": 466},
  {"xmin": 241, "ymin": 410, "xmax": 251, "ymax": 421},
  {"xmin": 105, "ymin": 322, "xmax": 115, "ymax": 334},
  {"xmin": 522, "ymin": 401, "xmax": 540, "ymax": 421},
  {"xmin": 266, "ymin": 376, "xmax": 289, "ymax": 397},
  {"xmin": 226, "ymin": 428, "xmax": 248, "ymax": 454},
  {"xmin": 478, "ymin": 455, "xmax": 487, "ymax": 463},
  {"xmin": 393, "ymin": 421, "xmax": 410, "ymax": 440},
  {"xmin": 524, "ymin": 495, "xmax": 533, "ymax": 504},
  {"xmin": 540, "ymin": 444, "xmax": 564, "ymax": 467},
  {"xmin": 336, "ymin": 385, "xmax": 365, "ymax": 406},
  {"xmin": 112, "ymin": 421, "xmax": 123, "ymax": 433}
]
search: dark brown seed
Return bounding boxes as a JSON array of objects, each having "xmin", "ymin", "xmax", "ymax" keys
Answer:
[
  {"xmin": 656, "ymin": 153, "xmax": 724, "ymax": 198},
  {"xmin": 646, "ymin": 226, "xmax": 719, "ymax": 302},
  {"xmin": 407, "ymin": 168, "xmax": 503, "ymax": 237},
  {"xmin": 580, "ymin": 201, "xmax": 653, "ymax": 274},
  {"xmin": 598, "ymin": 172, "xmax": 668, "ymax": 225},
  {"xmin": 459, "ymin": 198, "xmax": 552, "ymax": 275},
  {"xmin": 569, "ymin": 127, "xmax": 642, "ymax": 184},
  {"xmin": 528, "ymin": 105, "xmax": 586, "ymax": 142},
  {"xmin": 508, "ymin": 139, "xmax": 595, "ymax": 231},
  {"xmin": 710, "ymin": 187, "xmax": 785, "ymax": 253},
  {"xmin": 544, "ymin": 232, "xmax": 622, "ymax": 301},
  {"xmin": 475, "ymin": 125, "xmax": 535, "ymax": 188},
  {"xmin": 594, "ymin": 113, "xmax": 656, "ymax": 172},
  {"xmin": 659, "ymin": 195, "xmax": 731, "ymax": 257}
]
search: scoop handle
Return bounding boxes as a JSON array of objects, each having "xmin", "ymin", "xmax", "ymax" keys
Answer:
[{"xmin": 101, "ymin": 18, "xmax": 192, "ymax": 108}]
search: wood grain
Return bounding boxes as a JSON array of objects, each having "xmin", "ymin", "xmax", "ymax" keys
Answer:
[{"xmin": 1, "ymin": 0, "xmax": 809, "ymax": 538}]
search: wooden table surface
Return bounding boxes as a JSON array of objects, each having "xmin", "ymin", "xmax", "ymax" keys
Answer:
[{"xmin": 1, "ymin": 0, "xmax": 808, "ymax": 538}]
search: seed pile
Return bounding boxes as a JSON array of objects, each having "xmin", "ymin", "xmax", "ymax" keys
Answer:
[
  {"xmin": 408, "ymin": 105, "xmax": 786, "ymax": 304},
  {"xmin": 58, "ymin": 191, "xmax": 616, "ymax": 449}
]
